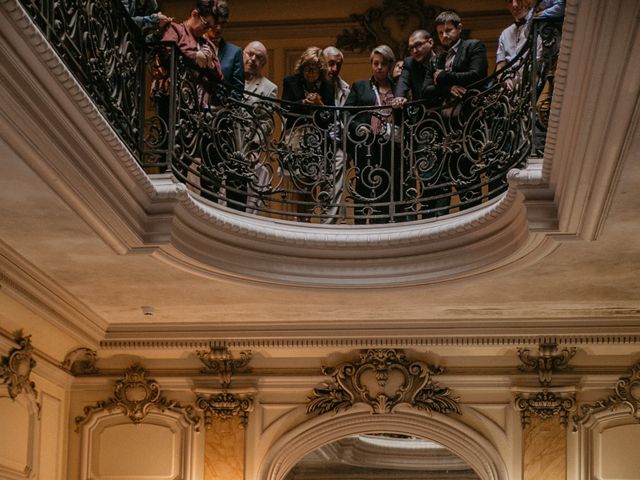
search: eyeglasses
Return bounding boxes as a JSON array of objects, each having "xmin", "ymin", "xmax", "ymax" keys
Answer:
[
  {"xmin": 408, "ymin": 40, "xmax": 428, "ymax": 51},
  {"xmin": 199, "ymin": 15, "xmax": 212, "ymax": 28},
  {"xmin": 303, "ymin": 66, "xmax": 320, "ymax": 73}
]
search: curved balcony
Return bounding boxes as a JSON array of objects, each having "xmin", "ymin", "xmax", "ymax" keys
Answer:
[
  {"xmin": 17, "ymin": 0, "xmax": 559, "ymax": 226},
  {"xmin": 3, "ymin": 0, "xmax": 574, "ymax": 286}
]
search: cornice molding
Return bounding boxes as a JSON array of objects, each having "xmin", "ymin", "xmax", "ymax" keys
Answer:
[
  {"xmin": 0, "ymin": 240, "xmax": 106, "ymax": 345},
  {"xmin": 99, "ymin": 333, "xmax": 640, "ymax": 351}
]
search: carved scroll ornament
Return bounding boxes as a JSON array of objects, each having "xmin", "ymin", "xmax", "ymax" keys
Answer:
[
  {"xmin": 1, "ymin": 335, "xmax": 38, "ymax": 404},
  {"xmin": 515, "ymin": 390, "xmax": 576, "ymax": 428},
  {"xmin": 61, "ymin": 347, "xmax": 99, "ymax": 376},
  {"xmin": 336, "ymin": 0, "xmax": 444, "ymax": 58},
  {"xmin": 307, "ymin": 349, "xmax": 460, "ymax": 416},
  {"xmin": 196, "ymin": 392, "xmax": 254, "ymax": 429},
  {"xmin": 518, "ymin": 343, "xmax": 576, "ymax": 386},
  {"xmin": 196, "ymin": 346, "xmax": 252, "ymax": 387},
  {"xmin": 75, "ymin": 365, "xmax": 200, "ymax": 430},
  {"xmin": 572, "ymin": 362, "xmax": 640, "ymax": 429}
]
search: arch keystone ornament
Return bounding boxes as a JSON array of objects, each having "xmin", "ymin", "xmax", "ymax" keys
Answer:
[
  {"xmin": 307, "ymin": 349, "xmax": 460, "ymax": 416},
  {"xmin": 74, "ymin": 364, "xmax": 200, "ymax": 430}
]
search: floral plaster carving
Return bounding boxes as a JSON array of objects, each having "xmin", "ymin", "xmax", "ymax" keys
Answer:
[
  {"xmin": 0, "ymin": 334, "xmax": 39, "ymax": 408},
  {"xmin": 572, "ymin": 362, "xmax": 640, "ymax": 429},
  {"xmin": 61, "ymin": 347, "xmax": 99, "ymax": 376},
  {"xmin": 196, "ymin": 346, "xmax": 252, "ymax": 387},
  {"xmin": 518, "ymin": 342, "xmax": 576, "ymax": 386},
  {"xmin": 515, "ymin": 390, "xmax": 576, "ymax": 428},
  {"xmin": 74, "ymin": 364, "xmax": 200, "ymax": 430},
  {"xmin": 307, "ymin": 349, "xmax": 460, "ymax": 416},
  {"xmin": 196, "ymin": 392, "xmax": 254, "ymax": 428}
]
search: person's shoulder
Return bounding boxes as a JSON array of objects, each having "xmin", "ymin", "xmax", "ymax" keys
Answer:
[
  {"xmin": 464, "ymin": 38, "xmax": 486, "ymax": 48},
  {"xmin": 351, "ymin": 79, "xmax": 370, "ymax": 90}
]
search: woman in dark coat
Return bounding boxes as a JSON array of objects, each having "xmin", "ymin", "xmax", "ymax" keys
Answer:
[{"xmin": 344, "ymin": 44, "xmax": 401, "ymax": 223}]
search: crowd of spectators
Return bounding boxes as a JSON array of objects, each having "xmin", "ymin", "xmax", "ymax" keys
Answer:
[{"xmin": 128, "ymin": 0, "xmax": 565, "ymax": 218}]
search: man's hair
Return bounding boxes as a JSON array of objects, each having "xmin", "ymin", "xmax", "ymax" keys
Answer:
[
  {"xmin": 322, "ymin": 46, "xmax": 344, "ymax": 59},
  {"xmin": 215, "ymin": 0, "xmax": 229, "ymax": 19},
  {"xmin": 195, "ymin": 0, "xmax": 215, "ymax": 17},
  {"xmin": 409, "ymin": 29, "xmax": 432, "ymax": 41},
  {"xmin": 294, "ymin": 47, "xmax": 327, "ymax": 75},
  {"xmin": 370, "ymin": 44, "xmax": 395, "ymax": 65},
  {"xmin": 434, "ymin": 11, "xmax": 462, "ymax": 27}
]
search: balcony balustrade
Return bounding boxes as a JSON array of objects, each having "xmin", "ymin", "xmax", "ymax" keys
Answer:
[{"xmin": 17, "ymin": 0, "xmax": 563, "ymax": 225}]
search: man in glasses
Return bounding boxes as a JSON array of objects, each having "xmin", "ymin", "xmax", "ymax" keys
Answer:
[{"xmin": 393, "ymin": 30, "xmax": 438, "ymax": 107}]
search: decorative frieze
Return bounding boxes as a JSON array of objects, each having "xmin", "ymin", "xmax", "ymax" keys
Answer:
[
  {"xmin": 0, "ymin": 334, "xmax": 38, "ymax": 405},
  {"xmin": 75, "ymin": 364, "xmax": 200, "ymax": 430},
  {"xmin": 518, "ymin": 342, "xmax": 576, "ymax": 386},
  {"xmin": 515, "ymin": 389, "xmax": 576, "ymax": 428},
  {"xmin": 307, "ymin": 349, "xmax": 459, "ymax": 416},
  {"xmin": 572, "ymin": 361, "xmax": 640, "ymax": 429},
  {"xmin": 196, "ymin": 346, "xmax": 252, "ymax": 387}
]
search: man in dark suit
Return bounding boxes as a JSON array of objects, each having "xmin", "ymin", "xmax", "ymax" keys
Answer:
[
  {"xmin": 431, "ymin": 11, "xmax": 490, "ymax": 211},
  {"xmin": 205, "ymin": 0, "xmax": 244, "ymax": 94},
  {"xmin": 432, "ymin": 11, "xmax": 488, "ymax": 101},
  {"xmin": 393, "ymin": 29, "xmax": 438, "ymax": 107}
]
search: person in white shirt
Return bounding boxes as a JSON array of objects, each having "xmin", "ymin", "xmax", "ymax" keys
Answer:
[{"xmin": 496, "ymin": 0, "xmax": 533, "ymax": 72}]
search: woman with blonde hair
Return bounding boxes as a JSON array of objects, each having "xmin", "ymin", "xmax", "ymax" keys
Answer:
[
  {"xmin": 344, "ymin": 44, "xmax": 401, "ymax": 223},
  {"xmin": 282, "ymin": 47, "xmax": 335, "ymax": 113}
]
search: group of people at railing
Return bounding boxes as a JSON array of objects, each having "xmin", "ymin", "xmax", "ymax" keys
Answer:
[{"xmin": 125, "ymin": 0, "xmax": 564, "ymax": 222}]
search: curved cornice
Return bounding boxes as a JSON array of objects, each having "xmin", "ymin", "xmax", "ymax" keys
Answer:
[{"xmin": 2, "ymin": 0, "xmax": 634, "ymax": 287}]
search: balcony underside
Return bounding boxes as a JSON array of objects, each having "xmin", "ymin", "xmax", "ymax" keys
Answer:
[{"xmin": 1, "ymin": 0, "xmax": 639, "ymax": 345}]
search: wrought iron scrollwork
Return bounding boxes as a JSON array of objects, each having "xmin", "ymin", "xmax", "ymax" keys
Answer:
[
  {"xmin": 18, "ymin": 0, "xmax": 146, "ymax": 155},
  {"xmin": 307, "ymin": 349, "xmax": 460, "ymax": 416}
]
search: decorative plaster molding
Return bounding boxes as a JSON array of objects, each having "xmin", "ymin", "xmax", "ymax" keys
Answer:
[
  {"xmin": 335, "ymin": 0, "xmax": 444, "ymax": 57},
  {"xmin": 99, "ymin": 332, "xmax": 640, "ymax": 350},
  {"xmin": 0, "ymin": 334, "xmax": 39, "ymax": 409},
  {"xmin": 258, "ymin": 410, "xmax": 509, "ymax": 480},
  {"xmin": 572, "ymin": 362, "xmax": 640, "ymax": 429},
  {"xmin": 514, "ymin": 389, "xmax": 576, "ymax": 428},
  {"xmin": 74, "ymin": 364, "xmax": 200, "ymax": 430},
  {"xmin": 518, "ymin": 342, "xmax": 576, "ymax": 386},
  {"xmin": 61, "ymin": 347, "xmax": 99, "ymax": 376},
  {"xmin": 0, "ymin": 240, "xmax": 106, "ymax": 345},
  {"xmin": 196, "ymin": 346, "xmax": 252, "ymax": 387},
  {"xmin": 307, "ymin": 349, "xmax": 459, "ymax": 416},
  {"xmin": 196, "ymin": 390, "xmax": 254, "ymax": 428}
]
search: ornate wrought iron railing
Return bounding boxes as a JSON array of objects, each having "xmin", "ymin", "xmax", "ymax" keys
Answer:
[
  {"xmin": 18, "ymin": 0, "xmax": 147, "ymax": 156},
  {"xmin": 17, "ymin": 0, "xmax": 563, "ymax": 224}
]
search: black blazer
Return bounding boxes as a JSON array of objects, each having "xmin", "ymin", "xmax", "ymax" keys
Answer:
[
  {"xmin": 345, "ymin": 78, "xmax": 397, "ymax": 127},
  {"xmin": 281, "ymin": 74, "xmax": 335, "ymax": 127},
  {"xmin": 433, "ymin": 39, "xmax": 489, "ymax": 89},
  {"xmin": 395, "ymin": 57, "xmax": 434, "ymax": 101}
]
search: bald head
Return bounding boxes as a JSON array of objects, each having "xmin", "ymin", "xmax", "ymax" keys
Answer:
[{"xmin": 243, "ymin": 41, "xmax": 268, "ymax": 79}]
